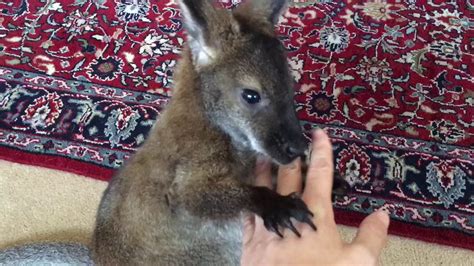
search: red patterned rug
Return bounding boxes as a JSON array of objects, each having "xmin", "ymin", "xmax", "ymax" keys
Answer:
[{"xmin": 0, "ymin": 0, "xmax": 472, "ymax": 250}]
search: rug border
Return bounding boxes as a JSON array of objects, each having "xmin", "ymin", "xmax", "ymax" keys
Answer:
[
  {"xmin": 0, "ymin": 145, "xmax": 113, "ymax": 181},
  {"xmin": 1, "ymin": 146, "xmax": 472, "ymax": 251}
]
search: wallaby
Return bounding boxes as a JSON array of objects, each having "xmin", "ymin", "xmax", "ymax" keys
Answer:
[{"xmin": 92, "ymin": 0, "xmax": 317, "ymax": 265}]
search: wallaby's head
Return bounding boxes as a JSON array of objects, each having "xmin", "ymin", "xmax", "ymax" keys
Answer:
[{"xmin": 178, "ymin": 0, "xmax": 307, "ymax": 164}]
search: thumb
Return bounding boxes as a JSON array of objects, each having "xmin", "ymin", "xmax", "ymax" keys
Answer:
[{"xmin": 352, "ymin": 209, "xmax": 390, "ymax": 258}]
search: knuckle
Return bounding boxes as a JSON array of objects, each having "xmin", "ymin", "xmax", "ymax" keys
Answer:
[
  {"xmin": 313, "ymin": 141, "xmax": 332, "ymax": 152},
  {"xmin": 308, "ymin": 158, "xmax": 333, "ymax": 173},
  {"xmin": 283, "ymin": 161, "xmax": 300, "ymax": 172},
  {"xmin": 279, "ymin": 167, "xmax": 296, "ymax": 176},
  {"xmin": 313, "ymin": 158, "xmax": 332, "ymax": 169}
]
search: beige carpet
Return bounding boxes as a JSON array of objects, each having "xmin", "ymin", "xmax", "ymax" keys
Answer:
[{"xmin": 1, "ymin": 159, "xmax": 473, "ymax": 265}]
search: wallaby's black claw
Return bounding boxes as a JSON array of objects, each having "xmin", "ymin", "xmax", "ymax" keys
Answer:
[
  {"xmin": 304, "ymin": 216, "xmax": 317, "ymax": 231},
  {"xmin": 283, "ymin": 217, "xmax": 301, "ymax": 237},
  {"xmin": 263, "ymin": 218, "xmax": 281, "ymax": 238},
  {"xmin": 264, "ymin": 219, "xmax": 284, "ymax": 238},
  {"xmin": 257, "ymin": 189, "xmax": 315, "ymax": 237},
  {"xmin": 273, "ymin": 226, "xmax": 284, "ymax": 238}
]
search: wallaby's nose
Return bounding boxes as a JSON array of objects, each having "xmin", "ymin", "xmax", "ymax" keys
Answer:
[
  {"xmin": 279, "ymin": 109, "xmax": 308, "ymax": 162},
  {"xmin": 284, "ymin": 138, "xmax": 307, "ymax": 160},
  {"xmin": 285, "ymin": 145, "xmax": 304, "ymax": 159}
]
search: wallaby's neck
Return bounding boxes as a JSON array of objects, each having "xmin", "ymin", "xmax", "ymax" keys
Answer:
[{"xmin": 171, "ymin": 48, "xmax": 205, "ymax": 111}]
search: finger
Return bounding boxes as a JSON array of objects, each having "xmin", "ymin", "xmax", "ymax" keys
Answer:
[
  {"xmin": 302, "ymin": 129, "xmax": 335, "ymax": 222},
  {"xmin": 277, "ymin": 158, "xmax": 302, "ymax": 195},
  {"xmin": 242, "ymin": 213, "xmax": 256, "ymax": 245},
  {"xmin": 352, "ymin": 209, "xmax": 390, "ymax": 258},
  {"xmin": 255, "ymin": 157, "xmax": 272, "ymax": 188}
]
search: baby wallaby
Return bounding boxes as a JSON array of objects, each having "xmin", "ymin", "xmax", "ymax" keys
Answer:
[{"xmin": 92, "ymin": 0, "xmax": 315, "ymax": 264}]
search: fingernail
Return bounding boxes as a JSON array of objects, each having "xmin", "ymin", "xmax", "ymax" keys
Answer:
[
  {"xmin": 375, "ymin": 209, "xmax": 390, "ymax": 227},
  {"xmin": 312, "ymin": 128, "xmax": 325, "ymax": 140},
  {"xmin": 288, "ymin": 158, "xmax": 300, "ymax": 169}
]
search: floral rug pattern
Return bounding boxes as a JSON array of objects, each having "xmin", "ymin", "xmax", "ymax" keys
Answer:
[{"xmin": 0, "ymin": 0, "xmax": 472, "ymax": 249}]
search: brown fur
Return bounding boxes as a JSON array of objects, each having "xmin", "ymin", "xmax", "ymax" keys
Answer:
[
  {"xmin": 93, "ymin": 50, "xmax": 252, "ymax": 265},
  {"xmin": 92, "ymin": 1, "xmax": 318, "ymax": 265}
]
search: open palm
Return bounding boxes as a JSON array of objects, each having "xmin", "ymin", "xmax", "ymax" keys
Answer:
[{"xmin": 241, "ymin": 130, "xmax": 390, "ymax": 266}]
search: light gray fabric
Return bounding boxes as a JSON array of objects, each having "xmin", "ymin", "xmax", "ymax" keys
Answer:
[{"xmin": 0, "ymin": 243, "xmax": 93, "ymax": 265}]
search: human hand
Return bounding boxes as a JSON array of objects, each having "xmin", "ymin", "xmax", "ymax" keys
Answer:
[{"xmin": 242, "ymin": 129, "xmax": 390, "ymax": 266}]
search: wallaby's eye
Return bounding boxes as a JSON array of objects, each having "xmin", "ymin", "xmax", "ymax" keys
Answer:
[{"xmin": 241, "ymin": 89, "xmax": 261, "ymax": 105}]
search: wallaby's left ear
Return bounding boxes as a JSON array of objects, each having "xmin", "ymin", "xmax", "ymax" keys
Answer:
[
  {"xmin": 263, "ymin": 0, "xmax": 288, "ymax": 25},
  {"xmin": 178, "ymin": 0, "xmax": 217, "ymax": 67},
  {"xmin": 235, "ymin": 0, "xmax": 288, "ymax": 26}
]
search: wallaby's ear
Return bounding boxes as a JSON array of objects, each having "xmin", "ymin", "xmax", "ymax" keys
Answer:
[
  {"xmin": 235, "ymin": 0, "xmax": 288, "ymax": 26},
  {"xmin": 178, "ymin": 0, "xmax": 216, "ymax": 66}
]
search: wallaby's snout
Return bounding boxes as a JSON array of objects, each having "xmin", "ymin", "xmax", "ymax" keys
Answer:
[
  {"xmin": 283, "ymin": 131, "xmax": 307, "ymax": 161},
  {"xmin": 267, "ymin": 113, "xmax": 308, "ymax": 164},
  {"xmin": 279, "ymin": 136, "xmax": 307, "ymax": 163},
  {"xmin": 285, "ymin": 110, "xmax": 308, "ymax": 160}
]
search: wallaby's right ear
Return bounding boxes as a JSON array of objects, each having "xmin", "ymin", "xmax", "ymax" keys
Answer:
[{"xmin": 178, "ymin": 0, "xmax": 216, "ymax": 67}]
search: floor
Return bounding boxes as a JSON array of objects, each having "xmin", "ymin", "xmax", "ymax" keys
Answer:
[{"xmin": 1, "ymin": 159, "xmax": 473, "ymax": 265}]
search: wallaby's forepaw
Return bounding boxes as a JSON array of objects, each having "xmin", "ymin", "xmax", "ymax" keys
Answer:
[{"xmin": 257, "ymin": 190, "xmax": 316, "ymax": 238}]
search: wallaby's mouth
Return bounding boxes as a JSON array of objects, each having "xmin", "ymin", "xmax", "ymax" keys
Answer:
[
  {"xmin": 265, "ymin": 133, "xmax": 308, "ymax": 165},
  {"xmin": 224, "ymin": 124, "xmax": 307, "ymax": 165},
  {"xmin": 278, "ymin": 146, "xmax": 305, "ymax": 164}
]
